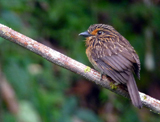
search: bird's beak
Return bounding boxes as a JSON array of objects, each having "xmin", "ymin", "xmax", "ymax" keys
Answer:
[{"xmin": 79, "ymin": 31, "xmax": 92, "ymax": 37}]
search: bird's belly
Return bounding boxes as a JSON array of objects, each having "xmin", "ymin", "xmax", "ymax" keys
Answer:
[{"xmin": 86, "ymin": 48, "xmax": 103, "ymax": 74}]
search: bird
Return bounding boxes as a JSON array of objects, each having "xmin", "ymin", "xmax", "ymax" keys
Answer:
[{"xmin": 79, "ymin": 24, "xmax": 142, "ymax": 108}]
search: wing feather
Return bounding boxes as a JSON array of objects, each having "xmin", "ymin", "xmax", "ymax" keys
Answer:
[
  {"xmin": 96, "ymin": 59, "xmax": 122, "ymax": 83},
  {"xmin": 96, "ymin": 58, "xmax": 127, "ymax": 84},
  {"xmin": 102, "ymin": 56, "xmax": 123, "ymax": 71},
  {"xmin": 90, "ymin": 37, "xmax": 140, "ymax": 84}
]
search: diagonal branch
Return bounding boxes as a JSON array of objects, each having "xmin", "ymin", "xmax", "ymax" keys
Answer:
[{"xmin": 0, "ymin": 23, "xmax": 160, "ymax": 114}]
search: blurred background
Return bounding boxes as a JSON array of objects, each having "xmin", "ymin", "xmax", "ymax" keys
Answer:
[{"xmin": 0, "ymin": 0, "xmax": 160, "ymax": 122}]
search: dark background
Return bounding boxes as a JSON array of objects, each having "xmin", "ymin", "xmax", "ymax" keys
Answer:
[{"xmin": 0, "ymin": 0, "xmax": 160, "ymax": 122}]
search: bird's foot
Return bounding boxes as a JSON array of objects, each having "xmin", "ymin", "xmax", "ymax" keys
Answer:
[{"xmin": 100, "ymin": 73, "xmax": 103, "ymax": 81}]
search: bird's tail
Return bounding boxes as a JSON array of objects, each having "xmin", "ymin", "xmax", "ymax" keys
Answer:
[{"xmin": 127, "ymin": 74, "xmax": 142, "ymax": 108}]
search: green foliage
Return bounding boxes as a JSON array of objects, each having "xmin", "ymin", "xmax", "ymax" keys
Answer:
[
  {"xmin": 1, "ymin": 0, "xmax": 160, "ymax": 122},
  {"xmin": 60, "ymin": 97, "xmax": 102, "ymax": 122},
  {"xmin": 119, "ymin": 108, "xmax": 140, "ymax": 122}
]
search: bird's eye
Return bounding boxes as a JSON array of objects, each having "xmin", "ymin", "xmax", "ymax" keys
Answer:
[{"xmin": 97, "ymin": 30, "xmax": 103, "ymax": 35}]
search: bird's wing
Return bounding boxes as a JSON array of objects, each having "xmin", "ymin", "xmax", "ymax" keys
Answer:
[{"xmin": 91, "ymin": 39, "xmax": 140, "ymax": 84}]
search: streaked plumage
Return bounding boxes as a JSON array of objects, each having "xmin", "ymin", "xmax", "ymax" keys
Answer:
[{"xmin": 79, "ymin": 24, "xmax": 142, "ymax": 108}]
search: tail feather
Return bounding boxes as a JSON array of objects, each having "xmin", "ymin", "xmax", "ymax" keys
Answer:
[{"xmin": 127, "ymin": 74, "xmax": 142, "ymax": 108}]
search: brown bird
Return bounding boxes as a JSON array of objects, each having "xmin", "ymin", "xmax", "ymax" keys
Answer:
[{"xmin": 79, "ymin": 24, "xmax": 142, "ymax": 108}]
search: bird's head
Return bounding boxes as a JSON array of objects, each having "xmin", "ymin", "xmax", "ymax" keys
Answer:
[{"xmin": 79, "ymin": 24, "xmax": 116, "ymax": 39}]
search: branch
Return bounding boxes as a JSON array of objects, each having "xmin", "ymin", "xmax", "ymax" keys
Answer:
[{"xmin": 0, "ymin": 23, "xmax": 160, "ymax": 114}]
